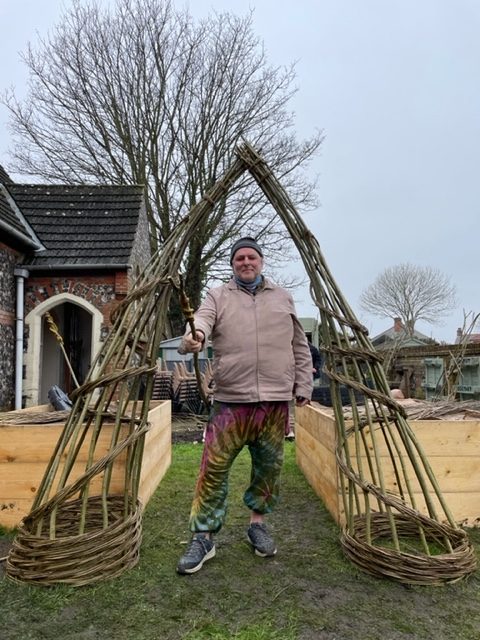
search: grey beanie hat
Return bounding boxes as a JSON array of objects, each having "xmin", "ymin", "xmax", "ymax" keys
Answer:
[{"xmin": 229, "ymin": 237, "xmax": 263, "ymax": 264}]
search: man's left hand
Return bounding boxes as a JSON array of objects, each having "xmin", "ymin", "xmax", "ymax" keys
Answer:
[{"xmin": 295, "ymin": 396, "xmax": 310, "ymax": 407}]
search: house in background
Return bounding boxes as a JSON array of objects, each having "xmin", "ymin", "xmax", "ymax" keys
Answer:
[
  {"xmin": 455, "ymin": 327, "xmax": 480, "ymax": 344},
  {"xmin": 0, "ymin": 165, "xmax": 150, "ymax": 410},
  {"xmin": 371, "ymin": 317, "xmax": 437, "ymax": 351},
  {"xmin": 299, "ymin": 316, "xmax": 320, "ymax": 348},
  {"xmin": 370, "ymin": 317, "xmax": 480, "ymax": 400},
  {"xmin": 158, "ymin": 336, "xmax": 210, "ymax": 370},
  {"xmin": 370, "ymin": 317, "xmax": 438, "ymax": 398}
]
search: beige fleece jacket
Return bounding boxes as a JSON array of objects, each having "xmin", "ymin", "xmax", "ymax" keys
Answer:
[{"xmin": 186, "ymin": 277, "xmax": 313, "ymax": 403}]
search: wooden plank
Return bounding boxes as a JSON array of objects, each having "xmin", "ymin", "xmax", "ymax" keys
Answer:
[
  {"xmin": 347, "ymin": 494, "xmax": 480, "ymax": 528},
  {"xmin": 0, "ymin": 460, "xmax": 127, "ymax": 498},
  {"xmin": 302, "ymin": 406, "xmax": 480, "ymax": 455},
  {"xmin": 0, "ymin": 425, "xmax": 64, "ymax": 463},
  {"xmin": 0, "ymin": 401, "xmax": 171, "ymax": 463},
  {"xmin": 296, "ymin": 450, "xmax": 342, "ymax": 524},
  {"xmin": 0, "ymin": 474, "xmax": 145, "ymax": 529},
  {"xmin": 340, "ymin": 455, "xmax": 480, "ymax": 495},
  {"xmin": 0, "ymin": 401, "xmax": 171, "ymax": 464},
  {"xmin": 0, "ymin": 466, "xmax": 134, "ymax": 529},
  {"xmin": 298, "ymin": 453, "xmax": 480, "ymax": 528},
  {"xmin": 295, "ymin": 424, "xmax": 338, "ymax": 489},
  {"xmin": 139, "ymin": 449, "xmax": 171, "ymax": 508},
  {"xmin": 143, "ymin": 402, "xmax": 171, "ymax": 457},
  {"xmin": 141, "ymin": 422, "xmax": 171, "ymax": 476},
  {"xmin": 0, "ymin": 461, "xmax": 49, "ymax": 497},
  {"xmin": 406, "ymin": 492, "xmax": 480, "ymax": 527},
  {"xmin": 295, "ymin": 427, "xmax": 340, "ymax": 502},
  {"xmin": 409, "ymin": 420, "xmax": 480, "ymax": 455},
  {"xmin": 341, "ymin": 420, "xmax": 480, "ymax": 458},
  {"xmin": 147, "ymin": 399, "xmax": 171, "ymax": 426},
  {"xmin": 0, "ymin": 499, "xmax": 31, "ymax": 529},
  {"xmin": 139, "ymin": 401, "xmax": 172, "ymax": 506},
  {"xmin": 0, "ymin": 401, "xmax": 173, "ymax": 528},
  {"xmin": 294, "ymin": 405, "xmax": 480, "ymax": 528},
  {"xmin": 0, "ymin": 424, "xmax": 131, "ymax": 463},
  {"xmin": 296, "ymin": 404, "xmax": 337, "ymax": 452}
]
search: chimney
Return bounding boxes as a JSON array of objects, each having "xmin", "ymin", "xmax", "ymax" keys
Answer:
[{"xmin": 393, "ymin": 317, "xmax": 403, "ymax": 332}]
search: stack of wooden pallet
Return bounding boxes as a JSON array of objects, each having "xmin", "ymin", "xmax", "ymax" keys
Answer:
[
  {"xmin": 151, "ymin": 362, "xmax": 174, "ymax": 400},
  {"xmin": 171, "ymin": 362, "xmax": 202, "ymax": 413}
]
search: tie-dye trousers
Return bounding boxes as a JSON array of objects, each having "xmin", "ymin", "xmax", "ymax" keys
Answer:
[{"xmin": 189, "ymin": 400, "xmax": 289, "ymax": 533}]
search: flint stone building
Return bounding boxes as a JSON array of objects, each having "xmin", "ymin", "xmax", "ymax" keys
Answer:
[{"xmin": 0, "ymin": 165, "xmax": 150, "ymax": 410}]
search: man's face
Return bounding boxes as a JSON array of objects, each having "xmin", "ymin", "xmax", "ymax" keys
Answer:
[{"xmin": 232, "ymin": 248, "xmax": 263, "ymax": 282}]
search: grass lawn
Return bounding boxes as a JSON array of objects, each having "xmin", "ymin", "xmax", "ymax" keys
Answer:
[{"xmin": 1, "ymin": 441, "xmax": 480, "ymax": 640}]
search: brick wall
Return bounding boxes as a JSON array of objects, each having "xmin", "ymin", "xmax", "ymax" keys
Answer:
[{"xmin": 24, "ymin": 271, "xmax": 128, "ymax": 338}]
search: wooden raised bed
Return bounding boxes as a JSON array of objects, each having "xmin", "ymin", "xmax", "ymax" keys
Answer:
[
  {"xmin": 296, "ymin": 403, "xmax": 480, "ymax": 528},
  {"xmin": 0, "ymin": 400, "xmax": 171, "ymax": 529}
]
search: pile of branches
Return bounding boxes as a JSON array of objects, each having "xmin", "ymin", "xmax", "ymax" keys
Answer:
[{"xmin": 405, "ymin": 399, "xmax": 480, "ymax": 421}]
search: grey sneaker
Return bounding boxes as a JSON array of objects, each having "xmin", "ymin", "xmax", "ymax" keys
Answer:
[
  {"xmin": 247, "ymin": 523, "xmax": 277, "ymax": 557},
  {"xmin": 177, "ymin": 534, "xmax": 216, "ymax": 574}
]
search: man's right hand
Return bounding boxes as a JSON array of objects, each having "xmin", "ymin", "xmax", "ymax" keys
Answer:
[{"xmin": 181, "ymin": 330, "xmax": 205, "ymax": 353}]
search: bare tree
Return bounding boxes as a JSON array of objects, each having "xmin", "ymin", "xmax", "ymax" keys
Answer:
[
  {"xmin": 2, "ymin": 0, "xmax": 322, "ymax": 329},
  {"xmin": 360, "ymin": 263, "xmax": 457, "ymax": 335}
]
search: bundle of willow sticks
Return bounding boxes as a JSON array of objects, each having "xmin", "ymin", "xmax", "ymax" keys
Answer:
[{"xmin": 6, "ymin": 142, "xmax": 476, "ymax": 586}]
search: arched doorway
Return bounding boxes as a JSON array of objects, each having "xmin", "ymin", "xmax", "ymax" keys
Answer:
[
  {"xmin": 40, "ymin": 302, "xmax": 92, "ymax": 401},
  {"xmin": 24, "ymin": 293, "xmax": 103, "ymax": 406}
]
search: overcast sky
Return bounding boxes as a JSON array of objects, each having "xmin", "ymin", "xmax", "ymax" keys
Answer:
[{"xmin": 1, "ymin": 0, "xmax": 479, "ymax": 343}]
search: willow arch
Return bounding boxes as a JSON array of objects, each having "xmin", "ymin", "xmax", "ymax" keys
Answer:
[{"xmin": 6, "ymin": 142, "xmax": 476, "ymax": 586}]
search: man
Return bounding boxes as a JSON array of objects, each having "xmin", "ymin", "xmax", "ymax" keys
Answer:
[
  {"xmin": 177, "ymin": 236, "xmax": 313, "ymax": 574},
  {"xmin": 308, "ymin": 339, "xmax": 322, "ymax": 382}
]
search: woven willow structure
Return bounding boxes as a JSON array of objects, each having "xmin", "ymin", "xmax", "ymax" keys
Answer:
[
  {"xmin": 6, "ymin": 157, "xmax": 246, "ymax": 586},
  {"xmin": 236, "ymin": 143, "xmax": 476, "ymax": 585},
  {"xmin": 7, "ymin": 142, "xmax": 476, "ymax": 586}
]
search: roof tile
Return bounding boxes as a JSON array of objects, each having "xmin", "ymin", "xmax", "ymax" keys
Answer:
[{"xmin": 7, "ymin": 184, "xmax": 146, "ymax": 266}]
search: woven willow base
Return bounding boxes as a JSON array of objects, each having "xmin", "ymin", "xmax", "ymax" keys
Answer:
[
  {"xmin": 341, "ymin": 513, "xmax": 477, "ymax": 586},
  {"xmin": 6, "ymin": 495, "xmax": 142, "ymax": 586}
]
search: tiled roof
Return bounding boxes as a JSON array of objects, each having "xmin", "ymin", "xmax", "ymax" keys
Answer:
[
  {"xmin": 372, "ymin": 325, "xmax": 433, "ymax": 344},
  {"xmin": 456, "ymin": 333, "xmax": 480, "ymax": 344},
  {"xmin": 0, "ymin": 164, "xmax": 13, "ymax": 184},
  {"xmin": 6, "ymin": 184, "xmax": 146, "ymax": 267},
  {"xmin": 371, "ymin": 323, "xmax": 437, "ymax": 350},
  {"xmin": 0, "ymin": 184, "xmax": 41, "ymax": 248},
  {"xmin": 0, "ymin": 186, "xmax": 27, "ymax": 237}
]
